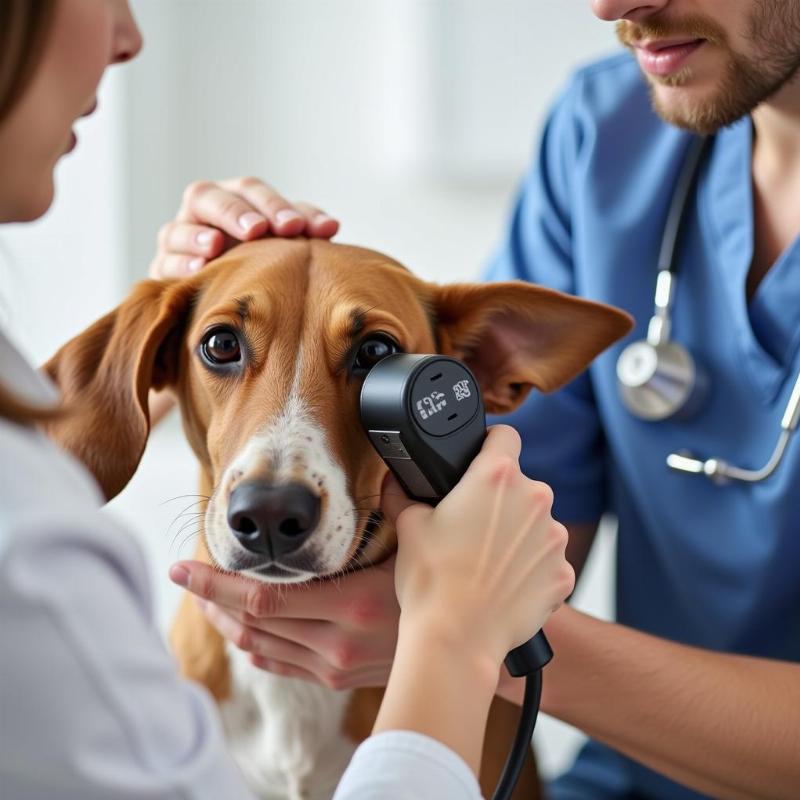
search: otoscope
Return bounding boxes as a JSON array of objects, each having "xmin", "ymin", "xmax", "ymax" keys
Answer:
[{"xmin": 360, "ymin": 353, "xmax": 553, "ymax": 800}]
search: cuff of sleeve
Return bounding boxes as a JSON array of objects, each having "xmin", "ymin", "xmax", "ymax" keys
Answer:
[{"xmin": 333, "ymin": 730, "xmax": 483, "ymax": 800}]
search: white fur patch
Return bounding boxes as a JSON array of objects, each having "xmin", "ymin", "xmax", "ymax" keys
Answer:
[
  {"xmin": 204, "ymin": 349, "xmax": 365, "ymax": 798},
  {"xmin": 204, "ymin": 350, "xmax": 361, "ymax": 582},
  {"xmin": 221, "ymin": 646, "xmax": 355, "ymax": 800}
]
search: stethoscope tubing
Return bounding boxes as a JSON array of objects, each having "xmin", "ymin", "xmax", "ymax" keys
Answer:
[{"xmin": 616, "ymin": 135, "xmax": 800, "ymax": 484}]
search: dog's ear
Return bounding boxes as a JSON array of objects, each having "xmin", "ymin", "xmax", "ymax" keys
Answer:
[
  {"xmin": 42, "ymin": 278, "xmax": 195, "ymax": 501},
  {"xmin": 431, "ymin": 281, "xmax": 633, "ymax": 414}
]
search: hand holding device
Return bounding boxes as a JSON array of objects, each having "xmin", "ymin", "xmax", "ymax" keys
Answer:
[{"xmin": 363, "ymin": 354, "xmax": 567, "ymax": 800}]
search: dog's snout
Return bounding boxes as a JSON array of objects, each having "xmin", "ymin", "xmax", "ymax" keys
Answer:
[{"xmin": 227, "ymin": 482, "xmax": 321, "ymax": 558}]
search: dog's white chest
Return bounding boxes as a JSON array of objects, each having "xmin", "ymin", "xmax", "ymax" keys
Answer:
[{"xmin": 220, "ymin": 646, "xmax": 356, "ymax": 800}]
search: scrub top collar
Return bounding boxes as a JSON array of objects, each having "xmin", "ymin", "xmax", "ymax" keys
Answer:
[{"xmin": 704, "ymin": 117, "xmax": 800, "ymax": 402}]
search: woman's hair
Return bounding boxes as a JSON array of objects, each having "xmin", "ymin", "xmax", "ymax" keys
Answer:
[
  {"xmin": 0, "ymin": 0, "xmax": 60, "ymax": 424},
  {"xmin": 0, "ymin": 1, "xmax": 57, "ymax": 124}
]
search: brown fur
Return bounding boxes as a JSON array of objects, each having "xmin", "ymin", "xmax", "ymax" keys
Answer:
[{"xmin": 44, "ymin": 238, "xmax": 632, "ymax": 799}]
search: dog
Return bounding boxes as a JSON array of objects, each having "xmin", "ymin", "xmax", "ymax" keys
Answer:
[{"xmin": 44, "ymin": 238, "xmax": 632, "ymax": 800}]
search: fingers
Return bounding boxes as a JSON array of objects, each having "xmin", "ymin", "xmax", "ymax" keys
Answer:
[
  {"xmin": 294, "ymin": 202, "xmax": 339, "ymax": 238},
  {"xmin": 169, "ymin": 559, "xmax": 359, "ymax": 622},
  {"xmin": 199, "ymin": 598, "xmax": 318, "ymax": 664},
  {"xmin": 199, "ymin": 600, "xmax": 390, "ymax": 690},
  {"xmin": 151, "ymin": 178, "xmax": 340, "ymax": 279},
  {"xmin": 150, "ymin": 252, "xmax": 207, "ymax": 279},
  {"xmin": 179, "ymin": 181, "xmax": 269, "ymax": 240},
  {"xmin": 249, "ymin": 656, "xmax": 389, "ymax": 690},
  {"xmin": 216, "ymin": 180, "xmax": 339, "ymax": 238},
  {"xmin": 158, "ymin": 221, "xmax": 225, "ymax": 260},
  {"xmin": 477, "ymin": 424, "xmax": 523, "ymax": 463},
  {"xmin": 219, "ymin": 178, "xmax": 305, "ymax": 237},
  {"xmin": 380, "ymin": 473, "xmax": 428, "ymax": 527},
  {"xmin": 210, "ymin": 612, "xmax": 390, "ymax": 669}
]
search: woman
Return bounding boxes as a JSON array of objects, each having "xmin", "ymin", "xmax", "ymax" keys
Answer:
[{"xmin": 0, "ymin": 2, "xmax": 574, "ymax": 798}]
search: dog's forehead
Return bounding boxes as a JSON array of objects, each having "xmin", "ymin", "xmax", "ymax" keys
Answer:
[{"xmin": 192, "ymin": 239, "xmax": 424, "ymax": 320}]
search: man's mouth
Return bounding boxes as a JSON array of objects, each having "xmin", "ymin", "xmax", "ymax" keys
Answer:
[{"xmin": 634, "ymin": 38, "xmax": 705, "ymax": 77}]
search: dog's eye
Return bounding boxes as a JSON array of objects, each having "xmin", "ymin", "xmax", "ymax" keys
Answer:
[
  {"xmin": 354, "ymin": 334, "xmax": 400, "ymax": 371},
  {"xmin": 201, "ymin": 328, "xmax": 241, "ymax": 365}
]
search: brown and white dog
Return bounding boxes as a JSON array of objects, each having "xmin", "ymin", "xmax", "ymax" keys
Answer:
[{"xmin": 44, "ymin": 238, "xmax": 632, "ymax": 800}]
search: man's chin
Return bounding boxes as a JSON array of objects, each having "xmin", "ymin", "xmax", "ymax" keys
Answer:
[{"xmin": 648, "ymin": 79, "xmax": 733, "ymax": 135}]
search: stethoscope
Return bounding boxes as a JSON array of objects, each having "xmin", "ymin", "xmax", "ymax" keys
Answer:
[{"xmin": 616, "ymin": 135, "xmax": 800, "ymax": 484}]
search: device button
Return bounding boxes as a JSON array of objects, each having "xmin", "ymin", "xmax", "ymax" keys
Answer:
[{"xmin": 368, "ymin": 430, "xmax": 411, "ymax": 460}]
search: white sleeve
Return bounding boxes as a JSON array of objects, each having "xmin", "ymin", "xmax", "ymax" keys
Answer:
[
  {"xmin": 0, "ymin": 512, "xmax": 255, "ymax": 800},
  {"xmin": 332, "ymin": 730, "xmax": 484, "ymax": 800}
]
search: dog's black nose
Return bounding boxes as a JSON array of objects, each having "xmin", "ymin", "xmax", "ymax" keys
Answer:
[{"xmin": 227, "ymin": 483, "xmax": 320, "ymax": 558}]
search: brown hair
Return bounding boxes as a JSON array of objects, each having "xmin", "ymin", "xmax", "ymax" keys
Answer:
[{"xmin": 0, "ymin": 0, "xmax": 60, "ymax": 424}]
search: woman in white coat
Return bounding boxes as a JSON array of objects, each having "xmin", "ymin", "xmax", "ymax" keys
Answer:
[{"xmin": 0, "ymin": 2, "xmax": 574, "ymax": 798}]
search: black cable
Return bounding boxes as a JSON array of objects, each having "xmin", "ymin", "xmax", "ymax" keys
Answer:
[{"xmin": 491, "ymin": 670, "xmax": 543, "ymax": 800}]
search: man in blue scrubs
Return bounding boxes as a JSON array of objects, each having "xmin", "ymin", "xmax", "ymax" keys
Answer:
[
  {"xmin": 161, "ymin": 0, "xmax": 800, "ymax": 797},
  {"xmin": 485, "ymin": 0, "xmax": 800, "ymax": 797}
]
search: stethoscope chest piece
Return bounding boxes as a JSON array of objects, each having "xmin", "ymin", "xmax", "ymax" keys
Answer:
[{"xmin": 617, "ymin": 339, "xmax": 703, "ymax": 421}]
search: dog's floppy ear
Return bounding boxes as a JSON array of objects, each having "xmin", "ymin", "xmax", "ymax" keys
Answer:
[
  {"xmin": 42, "ymin": 279, "xmax": 195, "ymax": 501},
  {"xmin": 432, "ymin": 281, "xmax": 633, "ymax": 414}
]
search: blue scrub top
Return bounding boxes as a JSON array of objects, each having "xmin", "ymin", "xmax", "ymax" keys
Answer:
[{"xmin": 485, "ymin": 52, "xmax": 800, "ymax": 800}]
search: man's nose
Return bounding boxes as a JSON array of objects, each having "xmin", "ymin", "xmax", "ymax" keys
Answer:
[
  {"xmin": 227, "ymin": 482, "xmax": 321, "ymax": 559},
  {"xmin": 590, "ymin": 0, "xmax": 671, "ymax": 22}
]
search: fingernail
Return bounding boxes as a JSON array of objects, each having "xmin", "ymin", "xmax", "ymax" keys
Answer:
[
  {"xmin": 238, "ymin": 211, "xmax": 265, "ymax": 232},
  {"xmin": 314, "ymin": 213, "xmax": 335, "ymax": 226},
  {"xmin": 275, "ymin": 209, "xmax": 303, "ymax": 226},
  {"xmin": 196, "ymin": 230, "xmax": 215, "ymax": 247},
  {"xmin": 188, "ymin": 257, "xmax": 204, "ymax": 273},
  {"xmin": 169, "ymin": 564, "xmax": 191, "ymax": 588}
]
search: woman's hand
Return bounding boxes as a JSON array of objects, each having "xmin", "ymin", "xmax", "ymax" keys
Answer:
[
  {"xmin": 370, "ymin": 424, "xmax": 574, "ymax": 774},
  {"xmin": 150, "ymin": 177, "xmax": 339, "ymax": 278},
  {"xmin": 169, "ymin": 553, "xmax": 400, "ymax": 690},
  {"xmin": 383, "ymin": 424, "xmax": 575, "ymax": 666}
]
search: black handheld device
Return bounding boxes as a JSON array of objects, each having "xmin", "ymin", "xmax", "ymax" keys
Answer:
[{"xmin": 360, "ymin": 353, "xmax": 553, "ymax": 800}]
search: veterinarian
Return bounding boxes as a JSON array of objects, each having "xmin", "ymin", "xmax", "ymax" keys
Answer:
[
  {"xmin": 0, "ymin": 1, "xmax": 574, "ymax": 798},
  {"xmin": 161, "ymin": 1, "xmax": 800, "ymax": 798}
]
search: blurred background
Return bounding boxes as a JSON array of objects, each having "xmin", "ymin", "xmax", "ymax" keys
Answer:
[{"xmin": 0, "ymin": 0, "xmax": 619, "ymax": 783}]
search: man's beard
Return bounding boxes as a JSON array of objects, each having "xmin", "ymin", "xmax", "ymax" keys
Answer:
[{"xmin": 617, "ymin": 1, "xmax": 800, "ymax": 135}]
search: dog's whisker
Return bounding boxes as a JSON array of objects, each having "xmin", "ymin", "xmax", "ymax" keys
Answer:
[
  {"xmin": 176, "ymin": 529, "xmax": 202, "ymax": 558},
  {"xmin": 160, "ymin": 493, "xmax": 211, "ymax": 507},
  {"xmin": 170, "ymin": 523, "xmax": 202, "ymax": 556},
  {"xmin": 165, "ymin": 511, "xmax": 206, "ymax": 537},
  {"xmin": 165, "ymin": 499, "xmax": 210, "ymax": 537},
  {"xmin": 169, "ymin": 516, "xmax": 206, "ymax": 551}
]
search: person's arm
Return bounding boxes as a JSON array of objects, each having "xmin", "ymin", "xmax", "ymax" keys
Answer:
[
  {"xmin": 333, "ymin": 427, "xmax": 574, "ymax": 799},
  {"xmin": 332, "ymin": 620, "xmax": 496, "ymax": 800},
  {"xmin": 501, "ymin": 605, "xmax": 800, "ymax": 800}
]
